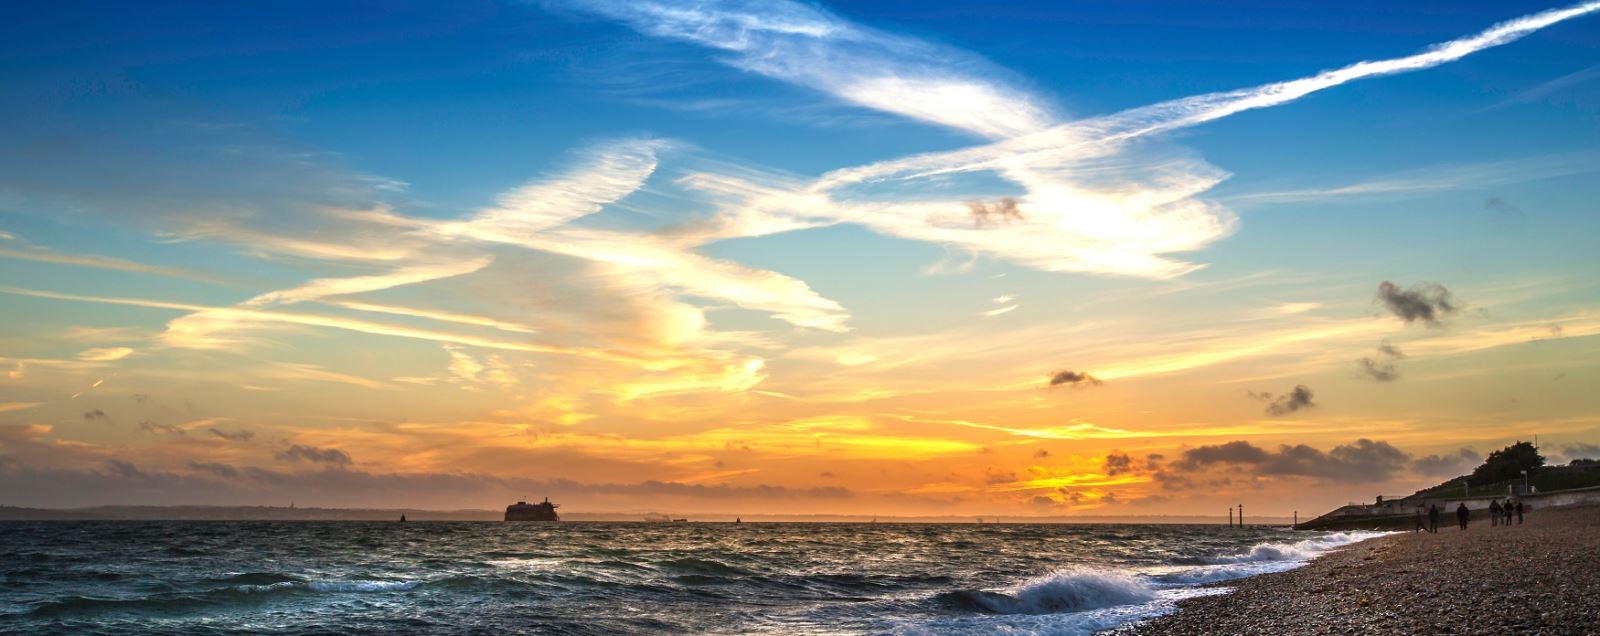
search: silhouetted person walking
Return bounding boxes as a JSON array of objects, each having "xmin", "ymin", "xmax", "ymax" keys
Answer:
[
  {"xmin": 1456, "ymin": 502, "xmax": 1469, "ymax": 530},
  {"xmin": 1490, "ymin": 500, "xmax": 1502, "ymax": 527},
  {"xmin": 1414, "ymin": 506, "xmax": 1425, "ymax": 533},
  {"xmin": 1516, "ymin": 501, "xmax": 1525, "ymax": 524},
  {"xmin": 1427, "ymin": 504, "xmax": 1440, "ymax": 533},
  {"xmin": 1504, "ymin": 499, "xmax": 1515, "ymax": 527}
]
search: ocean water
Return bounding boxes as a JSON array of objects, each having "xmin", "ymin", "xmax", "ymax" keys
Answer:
[{"xmin": 0, "ymin": 521, "xmax": 1384, "ymax": 635}]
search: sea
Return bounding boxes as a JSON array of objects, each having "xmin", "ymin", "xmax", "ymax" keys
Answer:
[{"xmin": 0, "ymin": 521, "xmax": 1385, "ymax": 635}]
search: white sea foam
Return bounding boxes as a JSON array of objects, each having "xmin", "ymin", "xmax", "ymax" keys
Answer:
[
  {"xmin": 489, "ymin": 557, "xmax": 563, "ymax": 571},
  {"xmin": 1206, "ymin": 531, "xmax": 1390, "ymax": 565},
  {"xmin": 1150, "ymin": 530, "xmax": 1391, "ymax": 586},
  {"xmin": 306, "ymin": 580, "xmax": 419, "ymax": 592}
]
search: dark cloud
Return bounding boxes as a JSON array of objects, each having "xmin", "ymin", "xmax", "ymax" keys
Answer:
[
  {"xmin": 1558, "ymin": 443, "xmax": 1600, "ymax": 464},
  {"xmin": 105, "ymin": 459, "xmax": 144, "ymax": 479},
  {"xmin": 1173, "ymin": 441, "xmax": 1271, "ymax": 469},
  {"xmin": 275, "ymin": 444, "xmax": 352, "ymax": 465},
  {"xmin": 1412, "ymin": 448, "xmax": 1481, "ymax": 476},
  {"xmin": 1484, "ymin": 197, "xmax": 1525, "ymax": 218},
  {"xmin": 1377, "ymin": 341, "xmax": 1407, "ymax": 359},
  {"xmin": 1145, "ymin": 453, "xmax": 1165, "ymax": 469},
  {"xmin": 1031, "ymin": 495, "xmax": 1057, "ymax": 507},
  {"xmin": 1172, "ymin": 438, "xmax": 1410, "ymax": 483},
  {"xmin": 1103, "ymin": 451, "xmax": 1134, "ymax": 476},
  {"xmin": 1358, "ymin": 340, "xmax": 1407, "ymax": 382},
  {"xmin": 83, "ymin": 409, "xmax": 111, "ymax": 424},
  {"xmin": 1033, "ymin": 449, "xmax": 1051, "ymax": 459},
  {"xmin": 1253, "ymin": 385, "xmax": 1315, "ymax": 416},
  {"xmin": 1152, "ymin": 470, "xmax": 1194, "ymax": 491},
  {"xmin": 187, "ymin": 461, "xmax": 239, "ymax": 478},
  {"xmin": 139, "ymin": 421, "xmax": 188, "ymax": 437},
  {"xmin": 984, "ymin": 469, "xmax": 1017, "ymax": 485},
  {"xmin": 1057, "ymin": 488, "xmax": 1087, "ymax": 504},
  {"xmin": 1129, "ymin": 494, "xmax": 1169, "ymax": 506},
  {"xmin": 1100, "ymin": 492, "xmax": 1120, "ymax": 505},
  {"xmin": 969, "ymin": 197, "xmax": 1023, "ymax": 226},
  {"xmin": 818, "ymin": 471, "xmax": 837, "ymax": 478},
  {"xmin": 1048, "ymin": 370, "xmax": 1101, "ymax": 387},
  {"xmin": 208, "ymin": 428, "xmax": 255, "ymax": 442},
  {"xmin": 1531, "ymin": 324, "xmax": 1566, "ymax": 342},
  {"xmin": 1377, "ymin": 281, "xmax": 1457, "ymax": 326},
  {"xmin": 1357, "ymin": 357, "xmax": 1400, "ymax": 382}
]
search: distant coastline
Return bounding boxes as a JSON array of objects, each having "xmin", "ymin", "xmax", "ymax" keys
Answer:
[{"xmin": 0, "ymin": 505, "xmax": 1291, "ymax": 524}]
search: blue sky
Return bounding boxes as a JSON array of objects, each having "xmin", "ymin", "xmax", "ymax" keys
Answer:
[{"xmin": 1, "ymin": 1, "xmax": 1598, "ymax": 514}]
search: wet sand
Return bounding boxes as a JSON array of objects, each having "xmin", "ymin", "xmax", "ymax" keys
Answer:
[{"xmin": 1129, "ymin": 504, "xmax": 1600, "ymax": 635}]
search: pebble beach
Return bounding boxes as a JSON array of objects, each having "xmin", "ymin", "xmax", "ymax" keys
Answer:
[{"xmin": 1128, "ymin": 504, "xmax": 1600, "ymax": 635}]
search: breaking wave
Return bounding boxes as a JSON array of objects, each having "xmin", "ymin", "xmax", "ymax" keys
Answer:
[
  {"xmin": 936, "ymin": 569, "xmax": 1154, "ymax": 615},
  {"xmin": 1206, "ymin": 531, "xmax": 1389, "ymax": 565}
]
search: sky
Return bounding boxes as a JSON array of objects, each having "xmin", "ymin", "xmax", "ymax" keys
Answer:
[{"xmin": 2, "ymin": 0, "xmax": 1599, "ymax": 518}]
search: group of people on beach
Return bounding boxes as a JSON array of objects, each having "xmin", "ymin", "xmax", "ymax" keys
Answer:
[
  {"xmin": 1488, "ymin": 498, "xmax": 1524, "ymax": 527},
  {"xmin": 1416, "ymin": 499, "xmax": 1524, "ymax": 533}
]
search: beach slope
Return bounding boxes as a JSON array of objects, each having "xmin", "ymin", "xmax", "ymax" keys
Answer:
[{"xmin": 1130, "ymin": 505, "xmax": 1600, "ymax": 635}]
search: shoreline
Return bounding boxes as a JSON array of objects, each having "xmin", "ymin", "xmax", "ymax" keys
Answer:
[{"xmin": 1126, "ymin": 504, "xmax": 1600, "ymax": 635}]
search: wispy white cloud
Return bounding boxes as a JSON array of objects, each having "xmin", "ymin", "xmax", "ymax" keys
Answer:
[
  {"xmin": 0, "ymin": 245, "xmax": 222, "ymax": 283},
  {"xmin": 76, "ymin": 347, "xmax": 135, "ymax": 362},
  {"xmin": 0, "ymin": 286, "xmax": 634, "ymax": 363},
  {"xmin": 350, "ymin": 138, "xmax": 852, "ymax": 332},
  {"xmin": 1229, "ymin": 151, "xmax": 1600, "ymax": 205},
  {"xmin": 718, "ymin": 1, "xmax": 1600, "ymax": 278},
  {"xmin": 330, "ymin": 301, "xmax": 538, "ymax": 334},
  {"xmin": 562, "ymin": 0, "xmax": 1052, "ymax": 139},
  {"xmin": 1483, "ymin": 63, "xmax": 1600, "ymax": 111},
  {"xmin": 241, "ymin": 257, "xmax": 493, "ymax": 307},
  {"xmin": 979, "ymin": 304, "xmax": 1018, "ymax": 318},
  {"xmin": 432, "ymin": 139, "xmax": 669, "ymax": 243}
]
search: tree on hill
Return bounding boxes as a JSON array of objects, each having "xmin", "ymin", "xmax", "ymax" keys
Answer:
[{"xmin": 1467, "ymin": 441, "xmax": 1544, "ymax": 486}]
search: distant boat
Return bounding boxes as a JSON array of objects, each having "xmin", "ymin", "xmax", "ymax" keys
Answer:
[
  {"xmin": 400, "ymin": 514, "xmax": 406, "ymax": 523},
  {"xmin": 504, "ymin": 498, "xmax": 560, "ymax": 522}
]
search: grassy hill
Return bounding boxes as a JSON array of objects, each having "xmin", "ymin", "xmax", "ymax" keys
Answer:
[{"xmin": 1411, "ymin": 462, "xmax": 1600, "ymax": 500}]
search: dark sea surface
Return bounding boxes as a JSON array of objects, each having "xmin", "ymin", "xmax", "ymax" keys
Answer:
[{"xmin": 0, "ymin": 521, "xmax": 1383, "ymax": 635}]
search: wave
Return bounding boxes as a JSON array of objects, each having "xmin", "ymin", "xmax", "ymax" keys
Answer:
[
  {"xmin": 1206, "ymin": 531, "xmax": 1389, "ymax": 565},
  {"xmin": 1148, "ymin": 530, "xmax": 1390, "ymax": 586},
  {"xmin": 27, "ymin": 577, "xmax": 423, "ymax": 617},
  {"xmin": 203, "ymin": 572, "xmax": 304, "ymax": 587},
  {"xmin": 936, "ymin": 569, "xmax": 1154, "ymax": 615},
  {"xmin": 653, "ymin": 557, "xmax": 752, "ymax": 577},
  {"xmin": 236, "ymin": 579, "xmax": 419, "ymax": 594}
]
